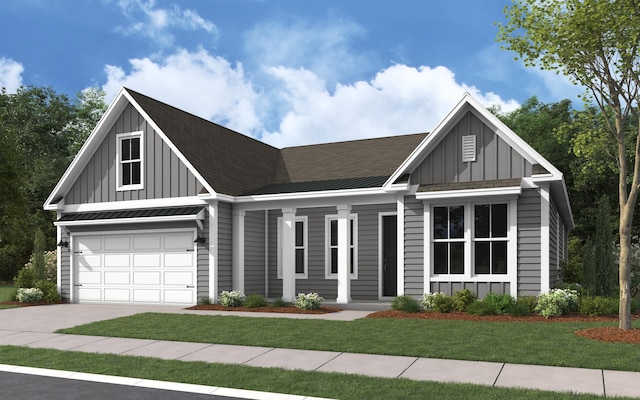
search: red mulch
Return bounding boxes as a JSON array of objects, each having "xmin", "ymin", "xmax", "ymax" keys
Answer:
[
  {"xmin": 366, "ymin": 310, "xmax": 640, "ymax": 344},
  {"xmin": 186, "ymin": 304, "xmax": 343, "ymax": 314},
  {"xmin": 0, "ymin": 301, "xmax": 61, "ymax": 307}
]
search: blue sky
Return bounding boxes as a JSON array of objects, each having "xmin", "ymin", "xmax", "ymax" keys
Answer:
[{"xmin": 0, "ymin": 0, "xmax": 582, "ymax": 147}]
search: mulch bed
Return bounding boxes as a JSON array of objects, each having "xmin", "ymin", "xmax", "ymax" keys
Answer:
[
  {"xmin": 186, "ymin": 304, "xmax": 343, "ymax": 314},
  {"xmin": 366, "ymin": 310, "xmax": 640, "ymax": 344},
  {"xmin": 0, "ymin": 301, "xmax": 61, "ymax": 307}
]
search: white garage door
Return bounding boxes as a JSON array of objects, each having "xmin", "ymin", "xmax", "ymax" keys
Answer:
[{"xmin": 74, "ymin": 231, "xmax": 196, "ymax": 305}]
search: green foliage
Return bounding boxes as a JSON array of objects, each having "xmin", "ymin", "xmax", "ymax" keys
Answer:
[
  {"xmin": 31, "ymin": 229, "xmax": 46, "ymax": 281},
  {"xmin": 271, "ymin": 298, "xmax": 287, "ymax": 308},
  {"xmin": 466, "ymin": 300, "xmax": 498, "ymax": 316},
  {"xmin": 482, "ymin": 293, "xmax": 515, "ymax": 315},
  {"xmin": 421, "ymin": 292, "xmax": 455, "ymax": 313},
  {"xmin": 197, "ymin": 296, "xmax": 212, "ymax": 305},
  {"xmin": 584, "ymin": 195, "xmax": 616, "ymax": 297},
  {"xmin": 294, "ymin": 293, "xmax": 324, "ymax": 310},
  {"xmin": 391, "ymin": 295, "xmax": 421, "ymax": 313},
  {"xmin": 535, "ymin": 289, "xmax": 580, "ymax": 318},
  {"xmin": 35, "ymin": 280, "xmax": 60, "ymax": 303},
  {"xmin": 512, "ymin": 296, "xmax": 538, "ymax": 316},
  {"xmin": 244, "ymin": 294, "xmax": 267, "ymax": 308},
  {"xmin": 579, "ymin": 296, "xmax": 618, "ymax": 317},
  {"xmin": 13, "ymin": 267, "xmax": 37, "ymax": 289},
  {"xmin": 218, "ymin": 290, "xmax": 245, "ymax": 307},
  {"xmin": 452, "ymin": 289, "xmax": 477, "ymax": 311},
  {"xmin": 16, "ymin": 288, "xmax": 43, "ymax": 303},
  {"xmin": 561, "ymin": 237, "xmax": 583, "ymax": 284}
]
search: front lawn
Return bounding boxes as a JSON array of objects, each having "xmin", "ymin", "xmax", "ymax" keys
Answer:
[
  {"xmin": 0, "ymin": 346, "xmax": 627, "ymax": 400},
  {"xmin": 58, "ymin": 312, "xmax": 640, "ymax": 372}
]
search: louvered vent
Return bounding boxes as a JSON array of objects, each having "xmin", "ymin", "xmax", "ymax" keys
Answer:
[{"xmin": 462, "ymin": 135, "xmax": 476, "ymax": 162}]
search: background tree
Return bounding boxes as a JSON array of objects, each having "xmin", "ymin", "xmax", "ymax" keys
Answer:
[
  {"xmin": 498, "ymin": 0, "xmax": 640, "ymax": 329},
  {"xmin": 582, "ymin": 195, "xmax": 617, "ymax": 296}
]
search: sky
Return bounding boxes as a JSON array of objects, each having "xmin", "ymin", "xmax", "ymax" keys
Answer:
[{"xmin": 0, "ymin": 0, "xmax": 584, "ymax": 148}]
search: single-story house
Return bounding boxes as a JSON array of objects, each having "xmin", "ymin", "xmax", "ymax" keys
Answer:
[{"xmin": 44, "ymin": 88, "xmax": 573, "ymax": 305}]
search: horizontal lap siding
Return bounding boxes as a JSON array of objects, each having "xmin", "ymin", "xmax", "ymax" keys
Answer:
[
  {"xmin": 352, "ymin": 203, "xmax": 396, "ymax": 300},
  {"xmin": 218, "ymin": 202, "xmax": 233, "ymax": 292},
  {"xmin": 244, "ymin": 210, "xmax": 265, "ymax": 296},
  {"xmin": 549, "ymin": 200, "xmax": 560, "ymax": 288},
  {"xmin": 267, "ymin": 210, "xmax": 282, "ymax": 298},
  {"xmin": 60, "ymin": 232, "xmax": 71, "ymax": 302},
  {"xmin": 404, "ymin": 196, "xmax": 424, "ymax": 296},
  {"xmin": 196, "ymin": 216, "xmax": 209, "ymax": 300},
  {"xmin": 430, "ymin": 282, "xmax": 510, "ymax": 298},
  {"xmin": 518, "ymin": 189, "xmax": 541, "ymax": 296}
]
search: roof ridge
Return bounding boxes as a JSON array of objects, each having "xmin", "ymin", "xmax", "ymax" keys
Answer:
[{"xmin": 280, "ymin": 132, "xmax": 428, "ymax": 150}]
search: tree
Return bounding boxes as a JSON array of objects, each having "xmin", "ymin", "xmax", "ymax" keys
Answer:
[
  {"xmin": 582, "ymin": 195, "xmax": 617, "ymax": 296},
  {"xmin": 497, "ymin": 0, "xmax": 640, "ymax": 329}
]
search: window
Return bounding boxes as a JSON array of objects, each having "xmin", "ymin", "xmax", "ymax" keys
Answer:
[
  {"xmin": 117, "ymin": 132, "xmax": 143, "ymax": 190},
  {"xmin": 474, "ymin": 204, "xmax": 507, "ymax": 274},
  {"xmin": 277, "ymin": 216, "xmax": 307, "ymax": 278},
  {"xmin": 326, "ymin": 215, "xmax": 357, "ymax": 278},
  {"xmin": 433, "ymin": 206, "xmax": 465, "ymax": 274}
]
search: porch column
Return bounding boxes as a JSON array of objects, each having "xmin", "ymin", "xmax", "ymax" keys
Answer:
[
  {"xmin": 232, "ymin": 209, "xmax": 245, "ymax": 293},
  {"xmin": 336, "ymin": 204, "xmax": 351, "ymax": 303},
  {"xmin": 423, "ymin": 201, "xmax": 432, "ymax": 294},
  {"xmin": 208, "ymin": 201, "xmax": 219, "ymax": 302},
  {"xmin": 540, "ymin": 184, "xmax": 551, "ymax": 293},
  {"xmin": 396, "ymin": 196, "xmax": 405, "ymax": 296},
  {"xmin": 281, "ymin": 207, "xmax": 297, "ymax": 302}
]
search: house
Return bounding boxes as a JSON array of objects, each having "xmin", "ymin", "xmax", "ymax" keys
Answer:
[{"xmin": 44, "ymin": 88, "xmax": 573, "ymax": 306}]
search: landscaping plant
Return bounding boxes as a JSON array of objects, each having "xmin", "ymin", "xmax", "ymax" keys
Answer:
[
  {"xmin": 422, "ymin": 292, "xmax": 455, "ymax": 313},
  {"xmin": 535, "ymin": 288, "xmax": 579, "ymax": 318},
  {"xmin": 452, "ymin": 289, "xmax": 477, "ymax": 311},
  {"xmin": 218, "ymin": 290, "xmax": 245, "ymax": 307},
  {"xmin": 244, "ymin": 294, "xmax": 267, "ymax": 308},
  {"xmin": 481, "ymin": 293, "xmax": 514, "ymax": 314},
  {"xmin": 391, "ymin": 295, "xmax": 421, "ymax": 313},
  {"xmin": 294, "ymin": 292, "xmax": 324, "ymax": 310},
  {"xmin": 16, "ymin": 288, "xmax": 43, "ymax": 303}
]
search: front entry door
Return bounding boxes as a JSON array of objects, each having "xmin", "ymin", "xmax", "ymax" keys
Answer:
[{"xmin": 382, "ymin": 215, "xmax": 397, "ymax": 297}]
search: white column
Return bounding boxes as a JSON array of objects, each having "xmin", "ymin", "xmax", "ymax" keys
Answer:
[
  {"xmin": 336, "ymin": 204, "xmax": 351, "ymax": 303},
  {"xmin": 540, "ymin": 185, "xmax": 551, "ymax": 293},
  {"xmin": 281, "ymin": 207, "xmax": 296, "ymax": 302},
  {"xmin": 232, "ymin": 209, "xmax": 245, "ymax": 293},
  {"xmin": 208, "ymin": 201, "xmax": 218, "ymax": 302},
  {"xmin": 396, "ymin": 196, "xmax": 405, "ymax": 296},
  {"xmin": 56, "ymin": 211, "xmax": 62, "ymax": 295}
]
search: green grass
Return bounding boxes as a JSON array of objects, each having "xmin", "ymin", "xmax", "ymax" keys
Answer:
[
  {"xmin": 0, "ymin": 346, "xmax": 629, "ymax": 400},
  {"xmin": 58, "ymin": 313, "xmax": 640, "ymax": 372}
]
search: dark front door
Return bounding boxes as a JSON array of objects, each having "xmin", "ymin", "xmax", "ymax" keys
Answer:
[{"xmin": 382, "ymin": 215, "xmax": 397, "ymax": 297}]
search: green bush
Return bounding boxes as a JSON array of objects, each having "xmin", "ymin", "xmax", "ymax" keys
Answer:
[
  {"xmin": 198, "ymin": 296, "xmax": 212, "ymax": 305},
  {"xmin": 535, "ymin": 288, "xmax": 579, "ymax": 318},
  {"xmin": 466, "ymin": 300, "xmax": 498, "ymax": 316},
  {"xmin": 452, "ymin": 289, "xmax": 477, "ymax": 311},
  {"xmin": 482, "ymin": 293, "xmax": 514, "ymax": 314},
  {"xmin": 432, "ymin": 293, "xmax": 455, "ymax": 313},
  {"xmin": 509, "ymin": 296, "xmax": 537, "ymax": 316},
  {"xmin": 35, "ymin": 280, "xmax": 60, "ymax": 303},
  {"xmin": 579, "ymin": 296, "xmax": 618, "ymax": 316},
  {"xmin": 392, "ymin": 295, "xmax": 421, "ymax": 313},
  {"xmin": 14, "ymin": 268, "xmax": 37, "ymax": 289},
  {"xmin": 271, "ymin": 298, "xmax": 287, "ymax": 308},
  {"xmin": 245, "ymin": 294, "xmax": 268, "ymax": 308}
]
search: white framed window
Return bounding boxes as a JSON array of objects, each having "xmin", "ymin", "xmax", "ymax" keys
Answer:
[
  {"xmin": 277, "ymin": 216, "xmax": 308, "ymax": 279},
  {"xmin": 473, "ymin": 204, "xmax": 508, "ymax": 275},
  {"xmin": 433, "ymin": 206, "xmax": 465, "ymax": 274},
  {"xmin": 325, "ymin": 214, "xmax": 358, "ymax": 279},
  {"xmin": 116, "ymin": 131, "xmax": 143, "ymax": 191}
]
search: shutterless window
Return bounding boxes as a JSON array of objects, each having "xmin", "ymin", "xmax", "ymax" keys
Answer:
[
  {"xmin": 295, "ymin": 220, "xmax": 305, "ymax": 274},
  {"xmin": 328, "ymin": 217, "xmax": 356, "ymax": 276},
  {"xmin": 433, "ymin": 206, "xmax": 465, "ymax": 274},
  {"xmin": 277, "ymin": 216, "xmax": 307, "ymax": 278},
  {"xmin": 474, "ymin": 204, "xmax": 508, "ymax": 274},
  {"xmin": 118, "ymin": 133, "xmax": 142, "ymax": 188}
]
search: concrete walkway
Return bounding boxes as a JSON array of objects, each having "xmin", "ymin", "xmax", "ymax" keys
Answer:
[{"xmin": 1, "ymin": 304, "xmax": 639, "ymax": 398}]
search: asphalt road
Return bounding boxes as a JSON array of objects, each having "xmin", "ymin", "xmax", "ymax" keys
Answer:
[{"xmin": 0, "ymin": 371, "xmax": 251, "ymax": 400}]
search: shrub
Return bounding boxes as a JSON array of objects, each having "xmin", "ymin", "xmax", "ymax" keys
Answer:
[
  {"xmin": 16, "ymin": 288, "xmax": 43, "ymax": 303},
  {"xmin": 35, "ymin": 280, "xmax": 60, "ymax": 303},
  {"xmin": 245, "ymin": 294, "xmax": 268, "ymax": 308},
  {"xmin": 511, "ymin": 296, "xmax": 537, "ymax": 316},
  {"xmin": 198, "ymin": 296, "xmax": 212, "ymax": 305},
  {"xmin": 466, "ymin": 300, "xmax": 498, "ymax": 316},
  {"xmin": 219, "ymin": 290, "xmax": 245, "ymax": 307},
  {"xmin": 272, "ymin": 298, "xmax": 287, "ymax": 308},
  {"xmin": 452, "ymin": 289, "xmax": 477, "ymax": 311},
  {"xmin": 391, "ymin": 295, "xmax": 422, "ymax": 313},
  {"xmin": 294, "ymin": 292, "xmax": 324, "ymax": 310},
  {"xmin": 14, "ymin": 268, "xmax": 37, "ymax": 289},
  {"xmin": 422, "ymin": 292, "xmax": 454, "ymax": 313},
  {"xmin": 579, "ymin": 296, "xmax": 618, "ymax": 316},
  {"xmin": 535, "ymin": 288, "xmax": 579, "ymax": 318},
  {"xmin": 482, "ymin": 293, "xmax": 515, "ymax": 314}
]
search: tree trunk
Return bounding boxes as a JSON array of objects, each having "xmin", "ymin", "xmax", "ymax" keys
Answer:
[{"xmin": 619, "ymin": 203, "xmax": 633, "ymax": 330}]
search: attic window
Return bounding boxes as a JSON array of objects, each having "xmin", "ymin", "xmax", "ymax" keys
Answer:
[
  {"xmin": 462, "ymin": 135, "xmax": 476, "ymax": 162},
  {"xmin": 117, "ymin": 131, "xmax": 144, "ymax": 190}
]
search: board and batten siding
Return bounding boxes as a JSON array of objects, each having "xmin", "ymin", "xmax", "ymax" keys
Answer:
[
  {"xmin": 64, "ymin": 104, "xmax": 203, "ymax": 205},
  {"xmin": 517, "ymin": 189, "xmax": 542, "ymax": 295},
  {"xmin": 217, "ymin": 202, "xmax": 233, "ymax": 292},
  {"xmin": 244, "ymin": 210, "xmax": 266, "ymax": 295},
  {"xmin": 411, "ymin": 111, "xmax": 533, "ymax": 186},
  {"xmin": 404, "ymin": 196, "xmax": 424, "ymax": 297},
  {"xmin": 430, "ymin": 282, "xmax": 511, "ymax": 299}
]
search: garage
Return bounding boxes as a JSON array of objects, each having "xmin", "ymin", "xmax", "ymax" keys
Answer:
[{"xmin": 73, "ymin": 231, "xmax": 196, "ymax": 305}]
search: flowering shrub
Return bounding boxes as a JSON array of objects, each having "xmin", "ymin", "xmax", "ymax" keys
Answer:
[
  {"xmin": 17, "ymin": 288, "xmax": 44, "ymax": 303},
  {"xmin": 535, "ymin": 288, "xmax": 579, "ymax": 318},
  {"xmin": 219, "ymin": 290, "xmax": 245, "ymax": 307},
  {"xmin": 294, "ymin": 292, "xmax": 324, "ymax": 310},
  {"xmin": 421, "ymin": 292, "xmax": 454, "ymax": 312},
  {"xmin": 24, "ymin": 250, "xmax": 57, "ymax": 283}
]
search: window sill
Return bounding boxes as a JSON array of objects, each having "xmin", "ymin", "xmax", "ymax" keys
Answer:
[{"xmin": 116, "ymin": 184, "xmax": 144, "ymax": 192}]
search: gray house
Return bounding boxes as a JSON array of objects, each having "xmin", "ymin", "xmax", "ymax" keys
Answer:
[{"xmin": 44, "ymin": 88, "xmax": 573, "ymax": 305}]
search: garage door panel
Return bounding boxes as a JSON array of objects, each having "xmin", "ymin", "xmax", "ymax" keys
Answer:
[
  {"xmin": 134, "ymin": 235, "xmax": 161, "ymax": 251},
  {"xmin": 105, "ymin": 288, "xmax": 130, "ymax": 302},
  {"xmin": 133, "ymin": 271, "xmax": 161, "ymax": 285},
  {"xmin": 164, "ymin": 235, "xmax": 193, "ymax": 251},
  {"xmin": 77, "ymin": 237, "xmax": 102, "ymax": 253},
  {"xmin": 104, "ymin": 271, "xmax": 130, "ymax": 285},
  {"xmin": 164, "ymin": 290, "xmax": 194, "ymax": 304},
  {"xmin": 78, "ymin": 271, "xmax": 101, "ymax": 284},
  {"xmin": 164, "ymin": 271, "xmax": 193, "ymax": 286},
  {"xmin": 133, "ymin": 289, "xmax": 161, "ymax": 303},
  {"xmin": 164, "ymin": 253, "xmax": 192, "ymax": 268},
  {"xmin": 104, "ymin": 254, "xmax": 130, "ymax": 268},
  {"xmin": 78, "ymin": 288, "xmax": 101, "ymax": 301},
  {"xmin": 104, "ymin": 236, "xmax": 130, "ymax": 251},
  {"xmin": 133, "ymin": 254, "xmax": 161, "ymax": 268},
  {"xmin": 77, "ymin": 255, "xmax": 101, "ymax": 269}
]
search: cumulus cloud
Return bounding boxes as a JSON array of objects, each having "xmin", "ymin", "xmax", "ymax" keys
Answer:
[
  {"xmin": 114, "ymin": 0, "xmax": 218, "ymax": 47},
  {"xmin": 0, "ymin": 58, "xmax": 24, "ymax": 93},
  {"xmin": 261, "ymin": 64, "xmax": 520, "ymax": 147},
  {"xmin": 102, "ymin": 48, "xmax": 261, "ymax": 134}
]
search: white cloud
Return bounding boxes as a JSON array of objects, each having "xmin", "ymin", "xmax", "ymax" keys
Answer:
[
  {"xmin": 261, "ymin": 64, "xmax": 520, "ymax": 147},
  {"xmin": 101, "ymin": 48, "xmax": 261, "ymax": 134},
  {"xmin": 114, "ymin": 0, "xmax": 218, "ymax": 48},
  {"xmin": 0, "ymin": 58, "xmax": 24, "ymax": 93}
]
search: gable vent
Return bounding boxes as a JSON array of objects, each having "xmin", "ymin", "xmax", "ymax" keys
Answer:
[{"xmin": 461, "ymin": 135, "xmax": 476, "ymax": 162}]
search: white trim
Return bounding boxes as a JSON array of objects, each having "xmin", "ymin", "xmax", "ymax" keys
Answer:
[
  {"xmin": 115, "ymin": 131, "xmax": 144, "ymax": 191},
  {"xmin": 56, "ymin": 212, "xmax": 62, "ymax": 295},
  {"xmin": 63, "ymin": 197, "xmax": 208, "ymax": 213},
  {"xmin": 508, "ymin": 198, "xmax": 518, "ymax": 297},
  {"xmin": 540, "ymin": 185, "xmax": 551, "ymax": 293},
  {"xmin": 54, "ymin": 213, "xmax": 204, "ymax": 227},
  {"xmin": 335, "ymin": 205, "xmax": 353, "ymax": 303},
  {"xmin": 276, "ymin": 215, "xmax": 308, "ymax": 279},
  {"xmin": 415, "ymin": 186, "xmax": 522, "ymax": 201},
  {"xmin": 378, "ymin": 211, "xmax": 398, "ymax": 299},
  {"xmin": 396, "ymin": 196, "xmax": 405, "ymax": 296},
  {"xmin": 232, "ymin": 209, "xmax": 245, "ymax": 294},
  {"xmin": 324, "ymin": 213, "xmax": 358, "ymax": 280},
  {"xmin": 208, "ymin": 201, "xmax": 218, "ymax": 302},
  {"xmin": 281, "ymin": 207, "xmax": 297, "ymax": 302},
  {"xmin": 423, "ymin": 201, "xmax": 431, "ymax": 294},
  {"xmin": 233, "ymin": 193, "xmax": 401, "ymax": 212}
]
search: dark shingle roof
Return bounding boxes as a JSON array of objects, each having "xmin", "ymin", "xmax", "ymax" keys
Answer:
[
  {"xmin": 248, "ymin": 176, "xmax": 389, "ymax": 195},
  {"xmin": 58, "ymin": 207, "xmax": 203, "ymax": 221}
]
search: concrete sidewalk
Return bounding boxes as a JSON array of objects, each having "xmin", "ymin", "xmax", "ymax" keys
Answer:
[{"xmin": 1, "ymin": 304, "xmax": 639, "ymax": 398}]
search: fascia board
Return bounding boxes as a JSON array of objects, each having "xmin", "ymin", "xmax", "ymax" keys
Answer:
[
  {"xmin": 44, "ymin": 88, "xmax": 130, "ymax": 208},
  {"xmin": 415, "ymin": 186, "xmax": 522, "ymax": 201},
  {"xmin": 54, "ymin": 214, "xmax": 201, "ymax": 227},
  {"xmin": 122, "ymin": 90, "xmax": 217, "ymax": 197},
  {"xmin": 63, "ymin": 197, "xmax": 209, "ymax": 213}
]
